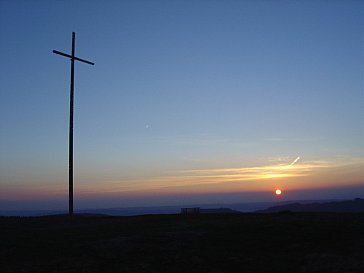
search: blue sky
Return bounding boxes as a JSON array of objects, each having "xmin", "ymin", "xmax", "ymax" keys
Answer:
[{"xmin": 0, "ymin": 0, "xmax": 363, "ymax": 210}]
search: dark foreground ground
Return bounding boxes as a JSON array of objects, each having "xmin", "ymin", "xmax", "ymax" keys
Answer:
[{"xmin": 1, "ymin": 213, "xmax": 363, "ymax": 273}]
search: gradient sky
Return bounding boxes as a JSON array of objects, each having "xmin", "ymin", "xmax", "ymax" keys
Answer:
[{"xmin": 0, "ymin": 0, "xmax": 363, "ymax": 210}]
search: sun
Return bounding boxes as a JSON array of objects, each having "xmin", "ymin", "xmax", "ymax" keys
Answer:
[{"xmin": 275, "ymin": 189, "xmax": 282, "ymax": 196}]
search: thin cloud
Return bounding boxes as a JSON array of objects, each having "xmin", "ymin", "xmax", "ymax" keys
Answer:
[{"xmin": 83, "ymin": 160, "xmax": 333, "ymax": 194}]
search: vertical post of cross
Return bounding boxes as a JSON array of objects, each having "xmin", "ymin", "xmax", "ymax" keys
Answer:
[
  {"xmin": 69, "ymin": 32, "xmax": 75, "ymax": 216},
  {"xmin": 53, "ymin": 32, "xmax": 95, "ymax": 217}
]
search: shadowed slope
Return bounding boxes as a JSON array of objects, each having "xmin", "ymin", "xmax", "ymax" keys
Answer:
[{"xmin": 1, "ymin": 213, "xmax": 363, "ymax": 273}]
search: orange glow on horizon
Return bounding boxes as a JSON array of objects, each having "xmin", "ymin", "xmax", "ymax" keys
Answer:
[
  {"xmin": 3, "ymin": 157, "xmax": 362, "ymax": 201},
  {"xmin": 70, "ymin": 157, "xmax": 362, "ymax": 196}
]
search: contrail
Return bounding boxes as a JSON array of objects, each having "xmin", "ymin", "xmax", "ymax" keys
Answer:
[{"xmin": 289, "ymin": 157, "xmax": 300, "ymax": 166}]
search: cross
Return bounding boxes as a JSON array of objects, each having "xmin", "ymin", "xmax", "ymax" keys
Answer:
[{"xmin": 53, "ymin": 32, "xmax": 94, "ymax": 217}]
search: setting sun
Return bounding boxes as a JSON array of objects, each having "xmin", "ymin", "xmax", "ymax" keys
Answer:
[{"xmin": 275, "ymin": 189, "xmax": 282, "ymax": 196}]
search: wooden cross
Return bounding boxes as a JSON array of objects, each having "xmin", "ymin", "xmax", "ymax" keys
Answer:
[{"xmin": 53, "ymin": 32, "xmax": 94, "ymax": 216}]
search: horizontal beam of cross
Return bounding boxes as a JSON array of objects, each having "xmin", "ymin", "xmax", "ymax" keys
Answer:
[{"xmin": 53, "ymin": 50, "xmax": 95, "ymax": 65}]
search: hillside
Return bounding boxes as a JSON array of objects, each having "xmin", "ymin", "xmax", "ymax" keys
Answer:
[
  {"xmin": 1, "ymin": 212, "xmax": 363, "ymax": 273},
  {"xmin": 258, "ymin": 198, "xmax": 364, "ymax": 213}
]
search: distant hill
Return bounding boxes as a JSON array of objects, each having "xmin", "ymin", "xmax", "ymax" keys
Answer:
[
  {"xmin": 200, "ymin": 208, "xmax": 240, "ymax": 214},
  {"xmin": 257, "ymin": 198, "xmax": 364, "ymax": 213},
  {"xmin": 0, "ymin": 202, "xmax": 276, "ymax": 216},
  {"xmin": 1, "ymin": 199, "xmax": 362, "ymax": 216}
]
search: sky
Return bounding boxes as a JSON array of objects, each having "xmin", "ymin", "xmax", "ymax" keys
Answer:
[{"xmin": 0, "ymin": 0, "xmax": 363, "ymax": 211}]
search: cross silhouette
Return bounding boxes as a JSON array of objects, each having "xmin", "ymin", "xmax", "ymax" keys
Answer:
[{"xmin": 53, "ymin": 32, "xmax": 94, "ymax": 216}]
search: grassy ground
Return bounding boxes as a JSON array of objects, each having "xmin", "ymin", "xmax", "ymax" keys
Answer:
[{"xmin": 1, "ymin": 213, "xmax": 363, "ymax": 273}]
